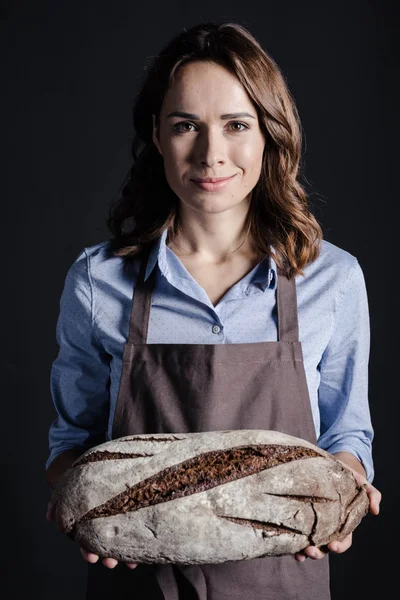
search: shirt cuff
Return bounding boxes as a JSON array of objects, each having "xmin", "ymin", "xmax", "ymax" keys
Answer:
[{"xmin": 319, "ymin": 441, "xmax": 375, "ymax": 483}]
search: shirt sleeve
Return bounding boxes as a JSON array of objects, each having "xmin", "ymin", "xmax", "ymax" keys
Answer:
[
  {"xmin": 46, "ymin": 250, "xmax": 111, "ymax": 471},
  {"xmin": 317, "ymin": 259, "xmax": 375, "ymax": 482}
]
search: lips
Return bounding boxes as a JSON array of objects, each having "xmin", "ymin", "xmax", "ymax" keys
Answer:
[
  {"xmin": 192, "ymin": 176, "xmax": 234, "ymax": 183},
  {"xmin": 191, "ymin": 174, "xmax": 236, "ymax": 191}
]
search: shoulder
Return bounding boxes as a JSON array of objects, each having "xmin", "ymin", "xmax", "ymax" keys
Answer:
[
  {"xmin": 61, "ymin": 240, "xmax": 143, "ymax": 315},
  {"xmin": 81, "ymin": 239, "xmax": 120, "ymax": 266},
  {"xmin": 68, "ymin": 240, "xmax": 139, "ymax": 281},
  {"xmin": 297, "ymin": 240, "xmax": 367, "ymax": 309},
  {"xmin": 303, "ymin": 239, "xmax": 362, "ymax": 282},
  {"xmin": 318, "ymin": 239, "xmax": 358, "ymax": 269},
  {"xmin": 60, "ymin": 241, "xmax": 141, "ymax": 306}
]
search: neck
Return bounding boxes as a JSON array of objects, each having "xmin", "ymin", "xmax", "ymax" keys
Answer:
[{"xmin": 167, "ymin": 201, "xmax": 259, "ymax": 264}]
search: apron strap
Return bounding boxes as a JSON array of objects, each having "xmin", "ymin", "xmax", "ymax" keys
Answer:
[
  {"xmin": 276, "ymin": 270, "xmax": 299, "ymax": 342},
  {"xmin": 127, "ymin": 245, "xmax": 156, "ymax": 345}
]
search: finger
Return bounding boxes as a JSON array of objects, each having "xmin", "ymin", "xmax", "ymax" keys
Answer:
[
  {"xmin": 328, "ymin": 534, "xmax": 353, "ymax": 554},
  {"xmin": 80, "ymin": 547, "xmax": 99, "ymax": 563},
  {"xmin": 359, "ymin": 479, "xmax": 381, "ymax": 515},
  {"xmin": 295, "ymin": 553, "xmax": 307, "ymax": 563},
  {"xmin": 102, "ymin": 558, "xmax": 119, "ymax": 569},
  {"xmin": 342, "ymin": 467, "xmax": 381, "ymax": 516},
  {"xmin": 125, "ymin": 562, "xmax": 138, "ymax": 569},
  {"xmin": 367, "ymin": 486, "xmax": 382, "ymax": 515},
  {"xmin": 303, "ymin": 546, "xmax": 327, "ymax": 560}
]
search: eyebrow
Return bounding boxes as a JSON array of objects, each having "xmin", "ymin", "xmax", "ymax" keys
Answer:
[{"xmin": 166, "ymin": 111, "xmax": 256, "ymax": 120}]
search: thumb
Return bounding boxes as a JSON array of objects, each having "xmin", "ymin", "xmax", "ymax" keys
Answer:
[{"xmin": 46, "ymin": 501, "xmax": 55, "ymax": 521}]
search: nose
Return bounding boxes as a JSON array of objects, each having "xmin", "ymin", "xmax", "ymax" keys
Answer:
[{"xmin": 193, "ymin": 127, "xmax": 226, "ymax": 168}]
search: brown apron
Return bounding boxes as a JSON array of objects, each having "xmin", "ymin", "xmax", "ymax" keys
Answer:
[{"xmin": 86, "ymin": 246, "xmax": 330, "ymax": 600}]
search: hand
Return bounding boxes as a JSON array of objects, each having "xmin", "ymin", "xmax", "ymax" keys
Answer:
[
  {"xmin": 79, "ymin": 546, "xmax": 139, "ymax": 570},
  {"xmin": 295, "ymin": 461, "xmax": 382, "ymax": 563},
  {"xmin": 46, "ymin": 500, "xmax": 138, "ymax": 570}
]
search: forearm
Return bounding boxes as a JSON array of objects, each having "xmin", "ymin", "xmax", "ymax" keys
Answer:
[
  {"xmin": 46, "ymin": 447, "xmax": 86, "ymax": 490},
  {"xmin": 332, "ymin": 451, "xmax": 367, "ymax": 479}
]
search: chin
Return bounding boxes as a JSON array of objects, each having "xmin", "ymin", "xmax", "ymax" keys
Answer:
[{"xmin": 183, "ymin": 195, "xmax": 246, "ymax": 215}]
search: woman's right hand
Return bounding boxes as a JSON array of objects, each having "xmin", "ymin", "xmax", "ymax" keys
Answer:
[{"xmin": 46, "ymin": 500, "xmax": 138, "ymax": 570}]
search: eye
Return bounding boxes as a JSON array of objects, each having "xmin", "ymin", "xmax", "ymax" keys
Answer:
[
  {"xmin": 173, "ymin": 122, "xmax": 197, "ymax": 133},
  {"xmin": 227, "ymin": 121, "xmax": 249, "ymax": 132}
]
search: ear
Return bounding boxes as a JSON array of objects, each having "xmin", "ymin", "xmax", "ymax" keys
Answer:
[{"xmin": 152, "ymin": 114, "xmax": 162, "ymax": 155}]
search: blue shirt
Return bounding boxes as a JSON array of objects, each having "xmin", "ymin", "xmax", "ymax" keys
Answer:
[{"xmin": 47, "ymin": 228, "xmax": 375, "ymax": 481}]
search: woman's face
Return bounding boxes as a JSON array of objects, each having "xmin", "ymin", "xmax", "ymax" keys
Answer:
[{"xmin": 153, "ymin": 61, "xmax": 265, "ymax": 216}]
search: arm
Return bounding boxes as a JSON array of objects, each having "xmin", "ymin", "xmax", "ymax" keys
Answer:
[
  {"xmin": 46, "ymin": 250, "xmax": 111, "ymax": 477},
  {"xmin": 296, "ymin": 259, "xmax": 381, "ymax": 562},
  {"xmin": 45, "ymin": 250, "xmax": 138, "ymax": 570},
  {"xmin": 317, "ymin": 259, "xmax": 374, "ymax": 482}
]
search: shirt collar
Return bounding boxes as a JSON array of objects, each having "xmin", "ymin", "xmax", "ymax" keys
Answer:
[
  {"xmin": 144, "ymin": 228, "xmax": 168, "ymax": 281},
  {"xmin": 144, "ymin": 228, "xmax": 277, "ymax": 291}
]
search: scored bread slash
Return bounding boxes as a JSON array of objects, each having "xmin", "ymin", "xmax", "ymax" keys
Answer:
[
  {"xmin": 71, "ymin": 433, "xmax": 188, "ymax": 467},
  {"xmin": 52, "ymin": 430, "xmax": 369, "ymax": 564},
  {"xmin": 79, "ymin": 445, "xmax": 320, "ymax": 520}
]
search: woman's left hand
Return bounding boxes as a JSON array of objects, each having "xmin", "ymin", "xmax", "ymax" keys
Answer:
[{"xmin": 295, "ymin": 458, "xmax": 381, "ymax": 562}]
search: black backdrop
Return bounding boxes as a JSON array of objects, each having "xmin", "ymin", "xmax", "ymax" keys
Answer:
[{"xmin": 2, "ymin": 1, "xmax": 398, "ymax": 598}]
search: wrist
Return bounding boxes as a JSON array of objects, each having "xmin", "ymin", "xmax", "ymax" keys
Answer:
[
  {"xmin": 332, "ymin": 451, "xmax": 367, "ymax": 479},
  {"xmin": 45, "ymin": 448, "xmax": 85, "ymax": 490}
]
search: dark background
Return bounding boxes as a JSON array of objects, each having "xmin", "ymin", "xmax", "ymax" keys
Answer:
[{"xmin": 2, "ymin": 1, "xmax": 398, "ymax": 598}]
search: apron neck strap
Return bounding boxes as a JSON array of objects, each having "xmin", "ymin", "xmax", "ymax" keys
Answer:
[
  {"xmin": 276, "ymin": 269, "xmax": 299, "ymax": 342},
  {"xmin": 127, "ymin": 246, "xmax": 155, "ymax": 345}
]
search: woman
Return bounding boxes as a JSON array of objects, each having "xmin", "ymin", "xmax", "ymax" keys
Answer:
[{"xmin": 46, "ymin": 21, "xmax": 381, "ymax": 600}]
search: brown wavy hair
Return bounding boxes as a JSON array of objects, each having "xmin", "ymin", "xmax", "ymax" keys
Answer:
[{"xmin": 108, "ymin": 21, "xmax": 323, "ymax": 277}]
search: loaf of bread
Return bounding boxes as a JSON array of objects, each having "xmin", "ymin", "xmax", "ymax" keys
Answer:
[{"xmin": 51, "ymin": 430, "xmax": 369, "ymax": 564}]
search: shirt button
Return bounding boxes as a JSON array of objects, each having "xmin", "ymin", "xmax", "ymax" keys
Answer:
[{"xmin": 212, "ymin": 325, "xmax": 221, "ymax": 334}]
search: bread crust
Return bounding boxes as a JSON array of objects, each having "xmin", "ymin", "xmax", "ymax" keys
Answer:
[{"xmin": 52, "ymin": 430, "xmax": 369, "ymax": 564}]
